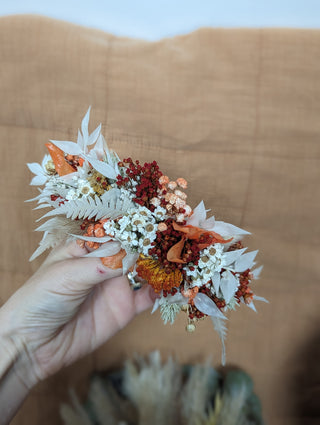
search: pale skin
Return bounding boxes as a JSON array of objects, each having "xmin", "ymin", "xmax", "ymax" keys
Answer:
[{"xmin": 0, "ymin": 242, "xmax": 155, "ymax": 424}]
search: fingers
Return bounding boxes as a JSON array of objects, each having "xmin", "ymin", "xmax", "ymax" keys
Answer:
[
  {"xmin": 42, "ymin": 255, "xmax": 123, "ymax": 294},
  {"xmin": 40, "ymin": 240, "xmax": 88, "ymax": 268},
  {"xmin": 133, "ymin": 285, "xmax": 157, "ymax": 315}
]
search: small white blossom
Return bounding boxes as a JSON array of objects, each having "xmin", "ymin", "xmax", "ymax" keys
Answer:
[
  {"xmin": 103, "ymin": 221, "xmax": 115, "ymax": 236},
  {"xmin": 176, "ymin": 213, "xmax": 185, "ymax": 222},
  {"xmin": 66, "ymin": 189, "xmax": 78, "ymax": 201},
  {"xmin": 168, "ymin": 181, "xmax": 177, "ymax": 190},
  {"xmin": 150, "ymin": 197, "xmax": 161, "ymax": 207},
  {"xmin": 153, "ymin": 206, "xmax": 167, "ymax": 220}
]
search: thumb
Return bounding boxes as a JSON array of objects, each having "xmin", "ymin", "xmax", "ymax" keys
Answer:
[
  {"xmin": 46, "ymin": 256, "xmax": 123, "ymax": 294},
  {"xmin": 37, "ymin": 240, "xmax": 123, "ymax": 293},
  {"xmin": 40, "ymin": 240, "xmax": 89, "ymax": 268}
]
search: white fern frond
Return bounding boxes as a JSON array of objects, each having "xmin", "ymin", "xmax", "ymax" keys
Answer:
[
  {"xmin": 30, "ymin": 218, "xmax": 82, "ymax": 261},
  {"xmin": 33, "ymin": 203, "xmax": 52, "ymax": 210},
  {"xmin": 38, "ymin": 189, "xmax": 133, "ymax": 222},
  {"xmin": 25, "ymin": 188, "xmax": 45, "ymax": 203},
  {"xmin": 29, "ymin": 232, "xmax": 63, "ymax": 261},
  {"xmin": 211, "ymin": 317, "xmax": 228, "ymax": 366},
  {"xmin": 35, "ymin": 217, "xmax": 82, "ymax": 234}
]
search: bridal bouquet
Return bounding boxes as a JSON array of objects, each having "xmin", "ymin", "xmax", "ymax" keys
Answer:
[{"xmin": 28, "ymin": 108, "xmax": 266, "ymax": 363}]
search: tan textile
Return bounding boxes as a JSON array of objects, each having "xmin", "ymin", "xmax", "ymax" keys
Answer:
[{"xmin": 0, "ymin": 15, "xmax": 319, "ymax": 425}]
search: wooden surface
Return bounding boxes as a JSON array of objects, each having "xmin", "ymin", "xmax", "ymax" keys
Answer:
[{"xmin": 0, "ymin": 15, "xmax": 319, "ymax": 425}]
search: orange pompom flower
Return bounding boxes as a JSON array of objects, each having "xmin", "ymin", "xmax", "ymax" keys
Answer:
[{"xmin": 136, "ymin": 255, "xmax": 183, "ymax": 293}]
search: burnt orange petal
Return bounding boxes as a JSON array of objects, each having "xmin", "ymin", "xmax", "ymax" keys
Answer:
[
  {"xmin": 172, "ymin": 222, "xmax": 232, "ymax": 244},
  {"xmin": 136, "ymin": 255, "xmax": 182, "ymax": 292},
  {"xmin": 101, "ymin": 249, "xmax": 126, "ymax": 269},
  {"xmin": 45, "ymin": 142, "xmax": 75, "ymax": 176},
  {"xmin": 167, "ymin": 236, "xmax": 187, "ymax": 263}
]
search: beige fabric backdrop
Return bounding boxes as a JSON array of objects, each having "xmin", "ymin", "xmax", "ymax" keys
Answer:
[{"xmin": 0, "ymin": 15, "xmax": 319, "ymax": 425}]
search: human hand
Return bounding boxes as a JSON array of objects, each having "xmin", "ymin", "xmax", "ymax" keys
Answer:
[{"xmin": 0, "ymin": 241, "xmax": 155, "ymax": 388}]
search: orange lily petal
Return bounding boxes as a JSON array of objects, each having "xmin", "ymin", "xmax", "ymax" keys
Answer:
[
  {"xmin": 101, "ymin": 249, "xmax": 126, "ymax": 269},
  {"xmin": 172, "ymin": 222, "xmax": 232, "ymax": 244},
  {"xmin": 45, "ymin": 142, "xmax": 75, "ymax": 176},
  {"xmin": 167, "ymin": 236, "xmax": 187, "ymax": 263}
]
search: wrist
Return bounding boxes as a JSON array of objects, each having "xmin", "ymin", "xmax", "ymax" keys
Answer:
[
  {"xmin": 0, "ymin": 306, "xmax": 39, "ymax": 390},
  {"xmin": 0, "ymin": 307, "xmax": 39, "ymax": 425}
]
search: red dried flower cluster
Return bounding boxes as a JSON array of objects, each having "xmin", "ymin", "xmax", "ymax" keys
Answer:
[
  {"xmin": 50, "ymin": 194, "xmax": 65, "ymax": 206},
  {"xmin": 148, "ymin": 219, "xmax": 183, "ymax": 270},
  {"xmin": 185, "ymin": 283, "xmax": 227, "ymax": 320},
  {"xmin": 235, "ymin": 269, "xmax": 254, "ymax": 304},
  {"xmin": 199, "ymin": 286, "xmax": 226, "ymax": 310},
  {"xmin": 116, "ymin": 158, "xmax": 165, "ymax": 210},
  {"xmin": 162, "ymin": 287, "xmax": 179, "ymax": 297},
  {"xmin": 148, "ymin": 219, "xmax": 202, "ymax": 272},
  {"xmin": 227, "ymin": 241, "xmax": 254, "ymax": 304},
  {"xmin": 65, "ymin": 154, "xmax": 84, "ymax": 169},
  {"xmin": 188, "ymin": 305, "xmax": 205, "ymax": 320}
]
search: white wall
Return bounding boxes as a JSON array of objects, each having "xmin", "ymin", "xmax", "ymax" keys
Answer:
[{"xmin": 1, "ymin": 0, "xmax": 319, "ymax": 40}]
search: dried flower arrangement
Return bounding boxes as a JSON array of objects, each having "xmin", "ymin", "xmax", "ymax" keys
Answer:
[
  {"xmin": 28, "ymin": 108, "xmax": 267, "ymax": 364},
  {"xmin": 60, "ymin": 352, "xmax": 265, "ymax": 425}
]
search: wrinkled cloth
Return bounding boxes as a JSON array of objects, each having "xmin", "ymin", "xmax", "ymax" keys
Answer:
[{"xmin": 0, "ymin": 15, "xmax": 319, "ymax": 425}]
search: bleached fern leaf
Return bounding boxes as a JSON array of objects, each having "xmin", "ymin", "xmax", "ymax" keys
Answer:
[
  {"xmin": 211, "ymin": 317, "xmax": 228, "ymax": 366},
  {"xmin": 35, "ymin": 216, "xmax": 82, "ymax": 234},
  {"xmin": 33, "ymin": 203, "xmax": 52, "ymax": 210},
  {"xmin": 30, "ymin": 218, "xmax": 82, "ymax": 261},
  {"xmin": 30, "ymin": 232, "xmax": 62, "ymax": 261},
  {"xmin": 38, "ymin": 189, "xmax": 133, "ymax": 222}
]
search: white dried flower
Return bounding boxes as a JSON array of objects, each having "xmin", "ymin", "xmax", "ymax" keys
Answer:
[
  {"xmin": 150, "ymin": 197, "xmax": 161, "ymax": 207},
  {"xmin": 176, "ymin": 213, "xmax": 185, "ymax": 222},
  {"xmin": 174, "ymin": 189, "xmax": 187, "ymax": 200},
  {"xmin": 168, "ymin": 181, "xmax": 177, "ymax": 190}
]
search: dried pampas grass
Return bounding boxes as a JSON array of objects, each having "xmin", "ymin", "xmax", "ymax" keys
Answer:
[{"xmin": 60, "ymin": 352, "xmax": 264, "ymax": 425}]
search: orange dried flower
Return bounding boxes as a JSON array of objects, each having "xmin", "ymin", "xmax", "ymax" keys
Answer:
[
  {"xmin": 45, "ymin": 142, "xmax": 75, "ymax": 176},
  {"xmin": 168, "ymin": 181, "xmax": 177, "ymax": 190},
  {"xmin": 176, "ymin": 178, "xmax": 188, "ymax": 189},
  {"xmin": 181, "ymin": 286, "xmax": 199, "ymax": 305},
  {"xmin": 101, "ymin": 249, "xmax": 126, "ymax": 269},
  {"xmin": 136, "ymin": 255, "xmax": 182, "ymax": 293},
  {"xmin": 159, "ymin": 175, "xmax": 170, "ymax": 185}
]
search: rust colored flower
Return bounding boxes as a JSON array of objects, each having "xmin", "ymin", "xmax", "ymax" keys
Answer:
[
  {"xmin": 166, "ymin": 222, "xmax": 233, "ymax": 264},
  {"xmin": 172, "ymin": 222, "xmax": 232, "ymax": 246},
  {"xmin": 45, "ymin": 142, "xmax": 76, "ymax": 176},
  {"xmin": 101, "ymin": 249, "xmax": 126, "ymax": 269},
  {"xmin": 136, "ymin": 255, "xmax": 183, "ymax": 293}
]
